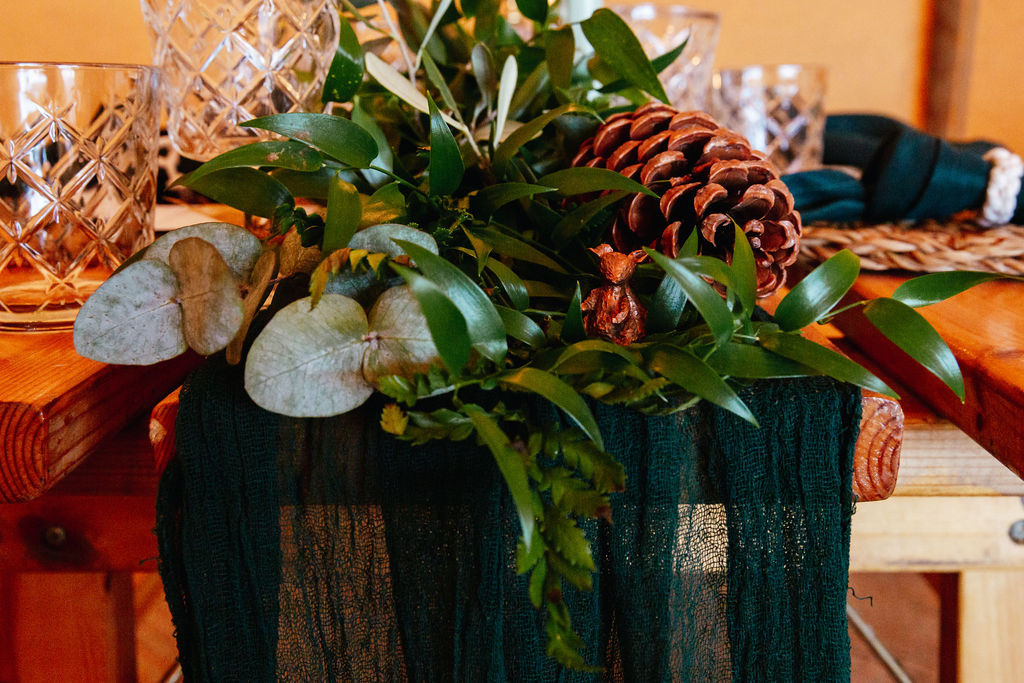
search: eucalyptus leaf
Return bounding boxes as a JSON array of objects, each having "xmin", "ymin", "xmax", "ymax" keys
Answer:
[
  {"xmin": 500, "ymin": 367, "xmax": 603, "ymax": 449},
  {"xmin": 245, "ymin": 294, "xmax": 374, "ymax": 417},
  {"xmin": 496, "ymin": 305, "xmax": 546, "ymax": 347},
  {"xmin": 760, "ymin": 330, "xmax": 897, "ymax": 397},
  {"xmin": 73, "ymin": 259, "xmax": 186, "ymax": 365},
  {"xmin": 465, "ymin": 404, "xmax": 537, "ymax": 547},
  {"xmin": 395, "ymin": 240, "xmax": 507, "ymax": 363},
  {"xmin": 184, "ymin": 167, "xmax": 294, "ymax": 218},
  {"xmin": 350, "ymin": 223, "xmax": 438, "ymax": 258},
  {"xmin": 645, "ymin": 249, "xmax": 734, "ymax": 347},
  {"xmin": 561, "ymin": 283, "xmax": 585, "ymax": 343},
  {"xmin": 362, "ymin": 285, "xmax": 441, "ymax": 384},
  {"xmin": 774, "ymin": 249, "xmax": 860, "ymax": 331},
  {"xmin": 392, "ymin": 264, "xmax": 472, "ymax": 371},
  {"xmin": 244, "ymin": 113, "xmax": 378, "ymax": 168},
  {"xmin": 323, "ymin": 174, "xmax": 362, "ymax": 253},
  {"xmin": 167, "ymin": 237, "xmax": 245, "ymax": 356},
  {"xmin": 175, "ymin": 141, "xmax": 323, "ymax": 188},
  {"xmin": 428, "ymin": 95, "xmax": 465, "ymax": 196},
  {"xmin": 537, "ymin": 167, "xmax": 656, "ymax": 198},
  {"xmin": 863, "ymin": 297, "xmax": 965, "ymax": 400},
  {"xmin": 278, "ymin": 228, "xmax": 323, "ymax": 277},
  {"xmin": 494, "ymin": 55, "xmax": 518, "ymax": 145},
  {"xmin": 647, "ymin": 345, "xmax": 757, "ymax": 425},
  {"xmin": 494, "ymin": 103, "xmax": 587, "ymax": 169},
  {"xmin": 322, "ymin": 18, "xmax": 364, "ymax": 104},
  {"xmin": 892, "ymin": 271, "xmax": 1009, "ymax": 307},
  {"xmin": 142, "ymin": 222, "xmax": 263, "ymax": 281},
  {"xmin": 580, "ymin": 9, "xmax": 669, "ymax": 103},
  {"xmin": 226, "ymin": 249, "xmax": 278, "ymax": 365}
]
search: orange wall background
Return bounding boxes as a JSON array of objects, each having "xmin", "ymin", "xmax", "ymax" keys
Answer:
[{"xmin": 0, "ymin": 0, "xmax": 1019, "ymax": 150}]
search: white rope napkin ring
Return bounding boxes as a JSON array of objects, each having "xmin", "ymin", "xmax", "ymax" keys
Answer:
[{"xmin": 978, "ymin": 147, "xmax": 1023, "ymax": 227}]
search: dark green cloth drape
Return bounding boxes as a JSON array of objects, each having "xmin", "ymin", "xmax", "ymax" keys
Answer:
[
  {"xmin": 157, "ymin": 359, "xmax": 860, "ymax": 682},
  {"xmin": 785, "ymin": 113, "xmax": 1020, "ymax": 224}
]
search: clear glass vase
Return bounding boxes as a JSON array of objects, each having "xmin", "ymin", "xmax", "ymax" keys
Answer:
[{"xmin": 140, "ymin": 0, "xmax": 340, "ymax": 161}]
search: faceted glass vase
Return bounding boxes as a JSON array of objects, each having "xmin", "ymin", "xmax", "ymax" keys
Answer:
[
  {"xmin": 140, "ymin": 0, "xmax": 340, "ymax": 160},
  {"xmin": 0, "ymin": 63, "xmax": 160, "ymax": 330}
]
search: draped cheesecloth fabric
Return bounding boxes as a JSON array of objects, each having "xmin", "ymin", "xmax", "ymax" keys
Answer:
[{"xmin": 156, "ymin": 358, "xmax": 860, "ymax": 682}]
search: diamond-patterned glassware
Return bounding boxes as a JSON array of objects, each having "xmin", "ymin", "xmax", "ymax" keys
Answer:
[
  {"xmin": 0, "ymin": 63, "xmax": 159, "ymax": 330},
  {"xmin": 712, "ymin": 64, "xmax": 828, "ymax": 174},
  {"xmin": 608, "ymin": 4, "xmax": 721, "ymax": 112},
  {"xmin": 141, "ymin": 0, "xmax": 340, "ymax": 161}
]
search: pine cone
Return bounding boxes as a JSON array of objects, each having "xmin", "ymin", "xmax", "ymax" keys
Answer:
[{"xmin": 572, "ymin": 103, "xmax": 802, "ymax": 296}]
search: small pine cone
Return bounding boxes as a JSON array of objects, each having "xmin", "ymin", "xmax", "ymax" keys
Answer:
[{"xmin": 572, "ymin": 103, "xmax": 802, "ymax": 296}]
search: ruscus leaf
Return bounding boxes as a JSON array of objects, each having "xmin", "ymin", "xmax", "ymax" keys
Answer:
[
  {"xmin": 774, "ymin": 249, "xmax": 860, "ymax": 331},
  {"xmin": 500, "ymin": 367, "xmax": 603, "ymax": 449},
  {"xmin": 323, "ymin": 174, "xmax": 362, "ymax": 253},
  {"xmin": 580, "ymin": 9, "xmax": 669, "ymax": 103},
  {"xmin": 427, "ymin": 95, "xmax": 465, "ymax": 196},
  {"xmin": 244, "ymin": 113, "xmax": 378, "ymax": 168},
  {"xmin": 537, "ymin": 167, "xmax": 657, "ymax": 198},
  {"xmin": 647, "ymin": 345, "xmax": 757, "ymax": 425},
  {"xmin": 645, "ymin": 249, "xmax": 734, "ymax": 347},
  {"xmin": 863, "ymin": 297, "xmax": 965, "ymax": 400},
  {"xmin": 892, "ymin": 271, "xmax": 1011, "ymax": 307},
  {"xmin": 184, "ymin": 167, "xmax": 294, "ymax": 218},
  {"xmin": 322, "ymin": 18, "xmax": 364, "ymax": 104}
]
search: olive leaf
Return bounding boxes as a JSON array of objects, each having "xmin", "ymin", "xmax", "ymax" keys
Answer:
[
  {"xmin": 245, "ymin": 287, "xmax": 440, "ymax": 417},
  {"xmin": 167, "ymin": 237, "xmax": 245, "ymax": 356},
  {"xmin": 73, "ymin": 259, "xmax": 186, "ymax": 365}
]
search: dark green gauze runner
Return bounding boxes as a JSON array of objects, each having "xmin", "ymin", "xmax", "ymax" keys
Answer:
[{"xmin": 157, "ymin": 358, "xmax": 860, "ymax": 682}]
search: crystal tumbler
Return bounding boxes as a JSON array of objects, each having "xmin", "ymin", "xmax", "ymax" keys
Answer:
[
  {"xmin": 608, "ymin": 4, "xmax": 721, "ymax": 112},
  {"xmin": 0, "ymin": 63, "xmax": 159, "ymax": 330},
  {"xmin": 712, "ymin": 64, "xmax": 828, "ymax": 174},
  {"xmin": 140, "ymin": 0, "xmax": 341, "ymax": 161}
]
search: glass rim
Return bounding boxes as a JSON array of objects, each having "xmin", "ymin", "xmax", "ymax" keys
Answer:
[
  {"xmin": 0, "ymin": 61, "xmax": 157, "ymax": 74},
  {"xmin": 606, "ymin": 4, "xmax": 721, "ymax": 22},
  {"xmin": 715, "ymin": 63, "xmax": 828, "ymax": 77}
]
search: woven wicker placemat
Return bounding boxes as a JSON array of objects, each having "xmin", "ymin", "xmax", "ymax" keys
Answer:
[{"xmin": 800, "ymin": 220, "xmax": 1024, "ymax": 274}]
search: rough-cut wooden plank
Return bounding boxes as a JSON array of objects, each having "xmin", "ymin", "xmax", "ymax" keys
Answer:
[
  {"xmin": 0, "ymin": 331, "xmax": 200, "ymax": 502},
  {"xmin": 149, "ymin": 389, "xmax": 180, "ymax": 476},
  {"xmin": 854, "ymin": 392, "xmax": 903, "ymax": 501},
  {"xmin": 833, "ymin": 274, "xmax": 1024, "ymax": 481},
  {"xmin": 849, "ymin": 496, "xmax": 1024, "ymax": 571},
  {"xmin": 958, "ymin": 570, "xmax": 1024, "ymax": 682}
]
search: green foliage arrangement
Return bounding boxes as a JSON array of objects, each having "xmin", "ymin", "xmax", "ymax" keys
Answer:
[{"xmin": 73, "ymin": 0, "xmax": 994, "ymax": 669}]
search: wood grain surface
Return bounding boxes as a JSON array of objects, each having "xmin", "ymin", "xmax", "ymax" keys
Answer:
[
  {"xmin": 833, "ymin": 274, "xmax": 1024, "ymax": 481},
  {"xmin": 0, "ymin": 331, "xmax": 199, "ymax": 502}
]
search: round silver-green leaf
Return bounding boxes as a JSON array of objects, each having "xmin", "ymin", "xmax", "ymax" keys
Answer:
[
  {"xmin": 362, "ymin": 286, "xmax": 440, "ymax": 385},
  {"xmin": 244, "ymin": 294, "xmax": 373, "ymax": 417},
  {"xmin": 73, "ymin": 259, "xmax": 186, "ymax": 365},
  {"xmin": 143, "ymin": 222, "xmax": 263, "ymax": 280}
]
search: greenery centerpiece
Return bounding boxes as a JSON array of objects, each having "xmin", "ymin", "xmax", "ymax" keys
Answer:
[{"xmin": 74, "ymin": 0, "xmax": 990, "ymax": 669}]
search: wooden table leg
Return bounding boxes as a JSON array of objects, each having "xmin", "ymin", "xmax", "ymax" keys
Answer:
[{"xmin": 958, "ymin": 569, "xmax": 1024, "ymax": 682}]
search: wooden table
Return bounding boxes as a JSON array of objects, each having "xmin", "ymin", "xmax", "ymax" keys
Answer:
[
  {"xmin": 836, "ymin": 274, "xmax": 1024, "ymax": 682},
  {"xmin": 0, "ymin": 266, "xmax": 1016, "ymax": 681}
]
